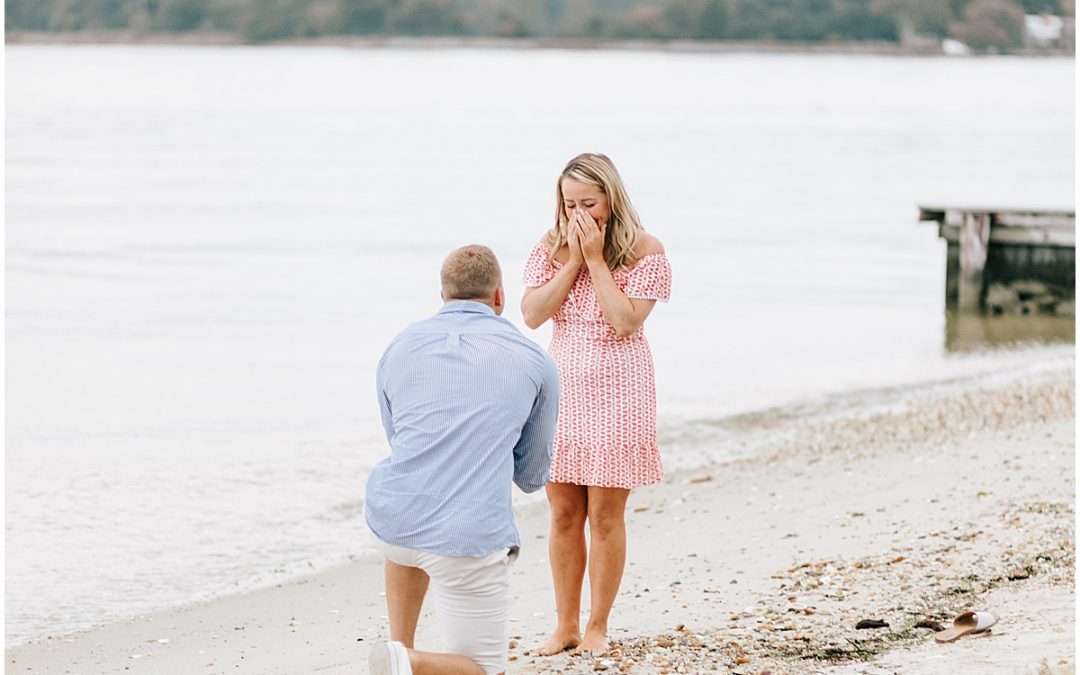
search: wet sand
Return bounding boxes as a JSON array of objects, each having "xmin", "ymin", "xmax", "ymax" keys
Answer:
[{"xmin": 6, "ymin": 366, "xmax": 1074, "ymax": 674}]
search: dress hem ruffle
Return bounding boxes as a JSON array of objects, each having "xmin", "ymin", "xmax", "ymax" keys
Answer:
[{"xmin": 549, "ymin": 441, "xmax": 664, "ymax": 490}]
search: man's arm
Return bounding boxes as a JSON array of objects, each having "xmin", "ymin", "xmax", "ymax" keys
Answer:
[
  {"xmin": 376, "ymin": 350, "xmax": 395, "ymax": 445},
  {"xmin": 512, "ymin": 354, "xmax": 559, "ymax": 493}
]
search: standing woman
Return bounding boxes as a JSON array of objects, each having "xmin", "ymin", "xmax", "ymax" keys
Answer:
[{"xmin": 521, "ymin": 153, "xmax": 672, "ymax": 655}]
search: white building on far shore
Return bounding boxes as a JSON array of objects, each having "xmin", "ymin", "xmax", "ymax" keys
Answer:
[{"xmin": 1024, "ymin": 14, "xmax": 1065, "ymax": 48}]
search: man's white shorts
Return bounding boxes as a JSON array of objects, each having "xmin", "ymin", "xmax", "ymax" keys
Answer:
[{"xmin": 370, "ymin": 532, "xmax": 518, "ymax": 675}]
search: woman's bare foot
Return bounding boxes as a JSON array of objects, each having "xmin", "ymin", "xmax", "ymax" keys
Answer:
[
  {"xmin": 571, "ymin": 626, "xmax": 608, "ymax": 655},
  {"xmin": 537, "ymin": 628, "xmax": 581, "ymax": 656}
]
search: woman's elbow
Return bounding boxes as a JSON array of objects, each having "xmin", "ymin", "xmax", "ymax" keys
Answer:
[
  {"xmin": 613, "ymin": 323, "xmax": 641, "ymax": 339},
  {"xmin": 521, "ymin": 307, "xmax": 546, "ymax": 330}
]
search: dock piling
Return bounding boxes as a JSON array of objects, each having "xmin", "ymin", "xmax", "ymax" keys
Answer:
[{"xmin": 920, "ymin": 205, "xmax": 1075, "ymax": 315}]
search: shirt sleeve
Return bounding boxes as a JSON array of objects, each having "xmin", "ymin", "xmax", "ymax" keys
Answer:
[
  {"xmin": 622, "ymin": 253, "xmax": 672, "ymax": 302},
  {"xmin": 375, "ymin": 350, "xmax": 394, "ymax": 445},
  {"xmin": 522, "ymin": 242, "xmax": 557, "ymax": 288},
  {"xmin": 512, "ymin": 353, "xmax": 559, "ymax": 493}
]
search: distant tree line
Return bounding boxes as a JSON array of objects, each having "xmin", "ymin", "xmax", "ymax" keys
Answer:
[{"xmin": 5, "ymin": 0, "xmax": 1074, "ymax": 50}]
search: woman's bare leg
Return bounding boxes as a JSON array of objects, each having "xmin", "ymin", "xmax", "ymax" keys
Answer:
[
  {"xmin": 574, "ymin": 486, "xmax": 630, "ymax": 654},
  {"xmin": 537, "ymin": 482, "xmax": 588, "ymax": 655}
]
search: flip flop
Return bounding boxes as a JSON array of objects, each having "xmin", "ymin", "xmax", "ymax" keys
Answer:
[{"xmin": 933, "ymin": 611, "xmax": 998, "ymax": 643}]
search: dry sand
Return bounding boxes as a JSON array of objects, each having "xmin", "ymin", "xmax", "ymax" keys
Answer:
[{"xmin": 7, "ymin": 367, "xmax": 1074, "ymax": 674}]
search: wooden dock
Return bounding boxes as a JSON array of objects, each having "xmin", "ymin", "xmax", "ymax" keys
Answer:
[{"xmin": 919, "ymin": 205, "xmax": 1075, "ymax": 315}]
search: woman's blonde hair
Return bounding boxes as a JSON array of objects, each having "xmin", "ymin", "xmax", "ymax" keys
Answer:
[{"xmin": 549, "ymin": 153, "xmax": 643, "ymax": 271}]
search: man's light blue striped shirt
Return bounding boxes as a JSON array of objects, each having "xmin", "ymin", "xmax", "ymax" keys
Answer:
[{"xmin": 364, "ymin": 300, "xmax": 559, "ymax": 558}]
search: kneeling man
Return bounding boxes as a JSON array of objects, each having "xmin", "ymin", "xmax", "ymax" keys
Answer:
[{"xmin": 365, "ymin": 245, "xmax": 559, "ymax": 675}]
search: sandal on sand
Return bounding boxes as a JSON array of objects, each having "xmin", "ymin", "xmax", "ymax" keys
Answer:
[{"xmin": 933, "ymin": 611, "xmax": 998, "ymax": 643}]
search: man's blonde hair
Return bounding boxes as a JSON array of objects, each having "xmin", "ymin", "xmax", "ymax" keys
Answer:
[{"xmin": 441, "ymin": 245, "xmax": 502, "ymax": 300}]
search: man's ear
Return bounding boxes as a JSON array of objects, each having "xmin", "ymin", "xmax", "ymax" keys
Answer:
[{"xmin": 493, "ymin": 285, "xmax": 505, "ymax": 315}]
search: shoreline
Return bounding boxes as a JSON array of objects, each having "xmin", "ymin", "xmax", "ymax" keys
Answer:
[
  {"xmin": 6, "ymin": 363, "xmax": 1074, "ymax": 674},
  {"xmin": 5, "ymin": 31, "xmax": 1075, "ymax": 57},
  {"xmin": 3, "ymin": 355, "xmax": 1070, "ymax": 648}
]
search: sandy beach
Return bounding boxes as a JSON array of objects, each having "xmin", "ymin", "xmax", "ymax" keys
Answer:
[{"xmin": 7, "ymin": 365, "xmax": 1074, "ymax": 674}]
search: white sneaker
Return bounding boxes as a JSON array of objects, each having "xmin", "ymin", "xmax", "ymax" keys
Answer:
[{"xmin": 369, "ymin": 640, "xmax": 413, "ymax": 675}]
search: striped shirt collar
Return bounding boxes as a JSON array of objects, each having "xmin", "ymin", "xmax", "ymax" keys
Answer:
[{"xmin": 438, "ymin": 300, "xmax": 496, "ymax": 316}]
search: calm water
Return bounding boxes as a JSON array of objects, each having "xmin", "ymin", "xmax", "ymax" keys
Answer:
[{"xmin": 5, "ymin": 45, "xmax": 1074, "ymax": 646}]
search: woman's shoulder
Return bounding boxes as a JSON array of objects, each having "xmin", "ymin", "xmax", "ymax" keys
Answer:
[
  {"xmin": 633, "ymin": 232, "xmax": 665, "ymax": 259},
  {"xmin": 529, "ymin": 232, "xmax": 569, "ymax": 267},
  {"xmin": 527, "ymin": 233, "xmax": 553, "ymax": 257}
]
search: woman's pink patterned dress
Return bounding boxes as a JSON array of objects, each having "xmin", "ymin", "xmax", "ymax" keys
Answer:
[{"xmin": 523, "ymin": 242, "xmax": 672, "ymax": 489}]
